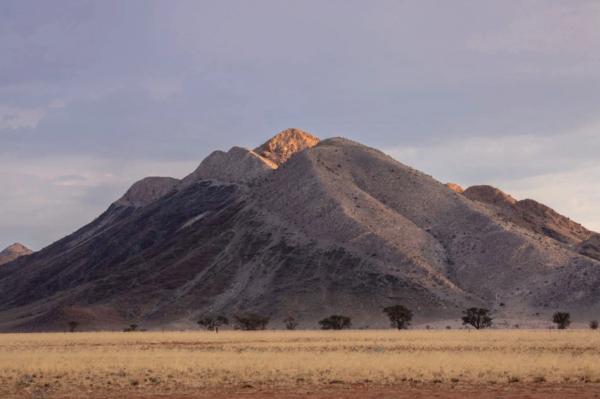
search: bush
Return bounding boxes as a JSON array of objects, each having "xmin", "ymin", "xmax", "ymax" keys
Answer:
[
  {"xmin": 461, "ymin": 308, "xmax": 493, "ymax": 329},
  {"xmin": 123, "ymin": 324, "xmax": 138, "ymax": 332},
  {"xmin": 198, "ymin": 315, "xmax": 229, "ymax": 331},
  {"xmin": 590, "ymin": 320, "xmax": 598, "ymax": 330},
  {"xmin": 552, "ymin": 312, "xmax": 571, "ymax": 329},
  {"xmin": 232, "ymin": 312, "xmax": 269, "ymax": 331},
  {"xmin": 283, "ymin": 316, "xmax": 299, "ymax": 330},
  {"xmin": 318, "ymin": 315, "xmax": 351, "ymax": 330},
  {"xmin": 67, "ymin": 321, "xmax": 79, "ymax": 333},
  {"xmin": 382, "ymin": 305, "xmax": 413, "ymax": 330}
]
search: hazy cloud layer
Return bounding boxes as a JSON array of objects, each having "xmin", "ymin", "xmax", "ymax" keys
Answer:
[{"xmin": 1, "ymin": 1, "xmax": 599, "ymax": 249}]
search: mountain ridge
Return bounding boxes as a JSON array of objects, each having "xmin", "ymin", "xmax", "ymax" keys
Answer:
[{"xmin": 0, "ymin": 129, "xmax": 598, "ymax": 332}]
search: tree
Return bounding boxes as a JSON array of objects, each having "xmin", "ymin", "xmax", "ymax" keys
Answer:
[
  {"xmin": 383, "ymin": 305, "xmax": 413, "ymax": 330},
  {"xmin": 283, "ymin": 316, "xmax": 299, "ymax": 330},
  {"xmin": 67, "ymin": 321, "xmax": 79, "ymax": 333},
  {"xmin": 130, "ymin": 324, "xmax": 138, "ymax": 331},
  {"xmin": 232, "ymin": 312, "xmax": 269, "ymax": 331},
  {"xmin": 552, "ymin": 312, "xmax": 571, "ymax": 329},
  {"xmin": 318, "ymin": 315, "xmax": 351, "ymax": 330},
  {"xmin": 198, "ymin": 315, "xmax": 229, "ymax": 331},
  {"xmin": 461, "ymin": 308, "xmax": 493, "ymax": 330},
  {"xmin": 589, "ymin": 320, "xmax": 598, "ymax": 330}
]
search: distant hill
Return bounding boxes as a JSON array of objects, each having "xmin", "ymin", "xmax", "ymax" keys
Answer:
[
  {"xmin": 0, "ymin": 243, "xmax": 33, "ymax": 266},
  {"xmin": 1, "ymin": 128, "xmax": 599, "ymax": 332}
]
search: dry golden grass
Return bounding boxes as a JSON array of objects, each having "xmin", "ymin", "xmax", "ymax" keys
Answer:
[{"xmin": 1, "ymin": 329, "xmax": 600, "ymax": 393}]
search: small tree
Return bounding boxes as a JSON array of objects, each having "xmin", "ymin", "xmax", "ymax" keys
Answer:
[
  {"xmin": 589, "ymin": 320, "xmax": 598, "ymax": 330},
  {"xmin": 462, "ymin": 308, "xmax": 493, "ymax": 330},
  {"xmin": 283, "ymin": 316, "xmax": 299, "ymax": 330},
  {"xmin": 232, "ymin": 312, "xmax": 269, "ymax": 331},
  {"xmin": 67, "ymin": 321, "xmax": 79, "ymax": 333},
  {"xmin": 552, "ymin": 312, "xmax": 571, "ymax": 329},
  {"xmin": 318, "ymin": 315, "xmax": 351, "ymax": 330},
  {"xmin": 130, "ymin": 324, "xmax": 138, "ymax": 331},
  {"xmin": 198, "ymin": 315, "xmax": 229, "ymax": 331},
  {"xmin": 383, "ymin": 304, "xmax": 413, "ymax": 330}
]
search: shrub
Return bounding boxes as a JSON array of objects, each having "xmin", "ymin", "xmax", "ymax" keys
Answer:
[
  {"xmin": 461, "ymin": 308, "xmax": 493, "ymax": 329},
  {"xmin": 383, "ymin": 305, "xmax": 413, "ymax": 330},
  {"xmin": 283, "ymin": 316, "xmax": 299, "ymax": 330},
  {"xmin": 67, "ymin": 321, "xmax": 79, "ymax": 333},
  {"xmin": 232, "ymin": 312, "xmax": 269, "ymax": 331},
  {"xmin": 590, "ymin": 320, "xmax": 599, "ymax": 330},
  {"xmin": 198, "ymin": 315, "xmax": 229, "ymax": 331},
  {"xmin": 552, "ymin": 312, "xmax": 571, "ymax": 329},
  {"xmin": 123, "ymin": 324, "xmax": 138, "ymax": 332},
  {"xmin": 319, "ymin": 315, "xmax": 351, "ymax": 330}
]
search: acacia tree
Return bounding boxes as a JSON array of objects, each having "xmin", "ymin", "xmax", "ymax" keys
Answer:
[
  {"xmin": 318, "ymin": 315, "xmax": 351, "ymax": 330},
  {"xmin": 590, "ymin": 320, "xmax": 599, "ymax": 330},
  {"xmin": 198, "ymin": 315, "xmax": 229, "ymax": 331},
  {"xmin": 553, "ymin": 312, "xmax": 571, "ymax": 329},
  {"xmin": 67, "ymin": 321, "xmax": 79, "ymax": 333},
  {"xmin": 462, "ymin": 308, "xmax": 493, "ymax": 330},
  {"xmin": 283, "ymin": 316, "xmax": 299, "ymax": 330},
  {"xmin": 232, "ymin": 312, "xmax": 269, "ymax": 331},
  {"xmin": 383, "ymin": 305, "xmax": 413, "ymax": 330}
]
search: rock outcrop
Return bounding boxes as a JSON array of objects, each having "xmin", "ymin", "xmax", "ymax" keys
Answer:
[
  {"xmin": 445, "ymin": 183, "xmax": 465, "ymax": 194},
  {"xmin": 254, "ymin": 128, "xmax": 320, "ymax": 166}
]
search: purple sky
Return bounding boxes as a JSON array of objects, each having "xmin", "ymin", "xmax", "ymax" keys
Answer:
[{"xmin": 1, "ymin": 1, "xmax": 599, "ymax": 250}]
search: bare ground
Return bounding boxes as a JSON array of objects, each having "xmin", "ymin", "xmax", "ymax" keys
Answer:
[{"xmin": 4, "ymin": 382, "xmax": 600, "ymax": 399}]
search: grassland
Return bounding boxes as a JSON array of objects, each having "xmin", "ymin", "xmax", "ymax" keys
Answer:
[{"xmin": 1, "ymin": 330, "xmax": 600, "ymax": 397}]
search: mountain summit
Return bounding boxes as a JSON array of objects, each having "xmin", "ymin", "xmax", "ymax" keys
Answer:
[
  {"xmin": 254, "ymin": 128, "xmax": 320, "ymax": 166},
  {"xmin": 0, "ymin": 243, "xmax": 33, "ymax": 265},
  {"xmin": 0, "ymin": 129, "xmax": 599, "ymax": 332}
]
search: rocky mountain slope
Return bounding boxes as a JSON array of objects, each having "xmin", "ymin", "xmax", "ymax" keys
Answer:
[
  {"xmin": 1, "ymin": 129, "xmax": 599, "ymax": 332},
  {"xmin": 0, "ymin": 243, "xmax": 33, "ymax": 266},
  {"xmin": 455, "ymin": 184, "xmax": 596, "ymax": 248}
]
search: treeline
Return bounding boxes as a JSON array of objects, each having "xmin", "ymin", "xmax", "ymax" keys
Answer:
[{"xmin": 65, "ymin": 306, "xmax": 597, "ymax": 332}]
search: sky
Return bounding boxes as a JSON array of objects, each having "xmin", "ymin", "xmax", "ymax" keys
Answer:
[{"xmin": 1, "ymin": 0, "xmax": 599, "ymax": 250}]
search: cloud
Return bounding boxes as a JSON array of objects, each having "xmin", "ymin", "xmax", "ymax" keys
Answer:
[
  {"xmin": 468, "ymin": 2, "xmax": 600, "ymax": 57},
  {"xmin": 52, "ymin": 175, "xmax": 87, "ymax": 183},
  {"xmin": 0, "ymin": 1, "xmax": 599, "ymax": 248},
  {"xmin": 0, "ymin": 106, "xmax": 45, "ymax": 129}
]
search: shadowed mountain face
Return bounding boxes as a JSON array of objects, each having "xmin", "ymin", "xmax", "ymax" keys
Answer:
[
  {"xmin": 0, "ymin": 243, "xmax": 33, "ymax": 266},
  {"xmin": 1, "ymin": 129, "xmax": 599, "ymax": 332}
]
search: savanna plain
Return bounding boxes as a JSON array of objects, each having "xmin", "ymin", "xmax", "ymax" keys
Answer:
[{"xmin": 2, "ymin": 330, "xmax": 600, "ymax": 399}]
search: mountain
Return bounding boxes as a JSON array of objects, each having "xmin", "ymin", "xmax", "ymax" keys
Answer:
[
  {"xmin": 578, "ymin": 234, "xmax": 600, "ymax": 261},
  {"xmin": 0, "ymin": 243, "xmax": 33, "ymax": 265},
  {"xmin": 457, "ymin": 184, "xmax": 596, "ymax": 247},
  {"xmin": 1, "ymin": 129, "xmax": 599, "ymax": 332}
]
